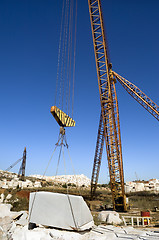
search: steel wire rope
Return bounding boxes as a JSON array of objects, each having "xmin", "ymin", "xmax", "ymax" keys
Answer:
[
  {"xmin": 62, "ymin": 144, "xmax": 68, "ymax": 193},
  {"xmin": 59, "ymin": 0, "xmax": 69, "ymax": 110},
  {"xmin": 28, "ymin": 0, "xmax": 77, "ymax": 225},
  {"xmin": 67, "ymin": 0, "xmax": 74, "ymax": 116},
  {"xmin": 71, "ymin": 0, "xmax": 77, "ymax": 118},
  {"xmin": 55, "ymin": 143, "xmax": 63, "ymax": 177},
  {"xmin": 53, "ymin": 131, "xmax": 81, "ymax": 195},
  {"xmin": 58, "ymin": 0, "xmax": 66, "ymax": 108},
  {"xmin": 29, "ymin": 131, "xmax": 69, "ymax": 224},
  {"xmin": 66, "ymin": 0, "xmax": 73, "ymax": 115},
  {"xmin": 61, "ymin": 0, "xmax": 70, "ymax": 110},
  {"xmin": 55, "ymin": 0, "xmax": 77, "ymax": 118},
  {"xmin": 52, "ymin": 133, "xmax": 66, "ymax": 189},
  {"xmin": 28, "ymin": 143, "xmax": 59, "ymax": 224},
  {"xmin": 66, "ymin": 145, "xmax": 81, "ymax": 195},
  {"xmin": 43, "ymin": 144, "xmax": 59, "ymax": 177},
  {"xmin": 28, "ymin": 131, "xmax": 64, "ymax": 223},
  {"xmin": 55, "ymin": 0, "xmax": 65, "ymax": 106},
  {"xmin": 62, "ymin": 139, "xmax": 79, "ymax": 230},
  {"xmin": 62, "ymin": 132, "xmax": 81, "ymax": 194},
  {"xmin": 28, "ymin": 131, "xmax": 80, "ymax": 226}
]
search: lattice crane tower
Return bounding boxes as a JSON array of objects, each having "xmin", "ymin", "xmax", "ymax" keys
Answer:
[{"xmin": 88, "ymin": 0, "xmax": 159, "ymax": 211}]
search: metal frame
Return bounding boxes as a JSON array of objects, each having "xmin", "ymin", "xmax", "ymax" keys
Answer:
[
  {"xmin": 89, "ymin": 1, "xmax": 159, "ymax": 211},
  {"xmin": 18, "ymin": 147, "xmax": 27, "ymax": 181},
  {"xmin": 91, "ymin": 112, "xmax": 104, "ymax": 197},
  {"xmin": 88, "ymin": 0, "xmax": 126, "ymax": 211}
]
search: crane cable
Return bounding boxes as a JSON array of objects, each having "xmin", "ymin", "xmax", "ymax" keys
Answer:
[
  {"xmin": 29, "ymin": 0, "xmax": 78, "ymax": 225},
  {"xmin": 66, "ymin": 0, "xmax": 73, "ymax": 115},
  {"xmin": 54, "ymin": 0, "xmax": 77, "ymax": 118},
  {"xmin": 72, "ymin": 0, "xmax": 77, "ymax": 118},
  {"xmin": 61, "ymin": 0, "xmax": 69, "ymax": 110},
  {"xmin": 29, "ymin": 131, "xmax": 80, "ymax": 224},
  {"xmin": 55, "ymin": 0, "xmax": 65, "ymax": 107}
]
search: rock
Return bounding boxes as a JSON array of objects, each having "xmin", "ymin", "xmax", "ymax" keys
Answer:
[
  {"xmin": 11, "ymin": 225, "xmax": 54, "ymax": 240},
  {"xmin": 0, "ymin": 216, "xmax": 13, "ymax": 239},
  {"xmin": 106, "ymin": 212, "xmax": 122, "ymax": 225},
  {"xmin": 33, "ymin": 181, "xmax": 41, "ymax": 188},
  {"xmin": 0, "ymin": 226, "xmax": 3, "ymax": 239},
  {"xmin": 98, "ymin": 211, "xmax": 122, "ymax": 225},
  {"xmin": 15, "ymin": 212, "xmax": 28, "ymax": 226},
  {"xmin": 6, "ymin": 194, "xmax": 12, "ymax": 200},
  {"xmin": 0, "ymin": 204, "xmax": 12, "ymax": 218},
  {"xmin": 0, "ymin": 193, "xmax": 4, "ymax": 203}
]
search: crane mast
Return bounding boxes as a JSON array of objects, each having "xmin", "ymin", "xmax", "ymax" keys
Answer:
[{"xmin": 88, "ymin": 0, "xmax": 126, "ymax": 211}]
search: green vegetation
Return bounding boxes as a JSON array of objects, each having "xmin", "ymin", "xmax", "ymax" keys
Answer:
[
  {"xmin": 128, "ymin": 192, "xmax": 159, "ymax": 211},
  {"xmin": 11, "ymin": 197, "xmax": 29, "ymax": 211}
]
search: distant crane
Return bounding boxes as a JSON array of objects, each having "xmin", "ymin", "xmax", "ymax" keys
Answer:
[
  {"xmin": 5, "ymin": 147, "xmax": 27, "ymax": 181},
  {"xmin": 88, "ymin": 0, "xmax": 159, "ymax": 211}
]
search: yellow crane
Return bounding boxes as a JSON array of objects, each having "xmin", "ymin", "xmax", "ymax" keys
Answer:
[{"xmin": 88, "ymin": 0, "xmax": 159, "ymax": 211}]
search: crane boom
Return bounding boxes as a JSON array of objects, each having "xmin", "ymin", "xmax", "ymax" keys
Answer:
[
  {"xmin": 5, "ymin": 158, "xmax": 23, "ymax": 172},
  {"xmin": 112, "ymin": 71, "xmax": 159, "ymax": 121},
  {"xmin": 88, "ymin": 0, "xmax": 126, "ymax": 211}
]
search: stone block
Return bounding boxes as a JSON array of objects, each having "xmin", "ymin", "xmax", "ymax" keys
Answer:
[
  {"xmin": 28, "ymin": 192, "xmax": 94, "ymax": 231},
  {"xmin": 98, "ymin": 211, "xmax": 122, "ymax": 225}
]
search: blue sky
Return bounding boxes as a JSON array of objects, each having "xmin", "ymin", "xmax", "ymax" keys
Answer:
[{"xmin": 0, "ymin": 0, "xmax": 158, "ymax": 183}]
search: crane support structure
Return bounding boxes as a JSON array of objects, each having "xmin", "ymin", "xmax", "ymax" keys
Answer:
[
  {"xmin": 88, "ymin": 0, "xmax": 126, "ymax": 211},
  {"xmin": 21, "ymin": 147, "xmax": 27, "ymax": 181},
  {"xmin": 18, "ymin": 147, "xmax": 27, "ymax": 181},
  {"xmin": 91, "ymin": 112, "xmax": 105, "ymax": 197},
  {"xmin": 112, "ymin": 71, "xmax": 159, "ymax": 121}
]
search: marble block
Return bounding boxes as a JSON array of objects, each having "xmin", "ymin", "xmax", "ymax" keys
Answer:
[{"xmin": 29, "ymin": 191, "xmax": 94, "ymax": 231}]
